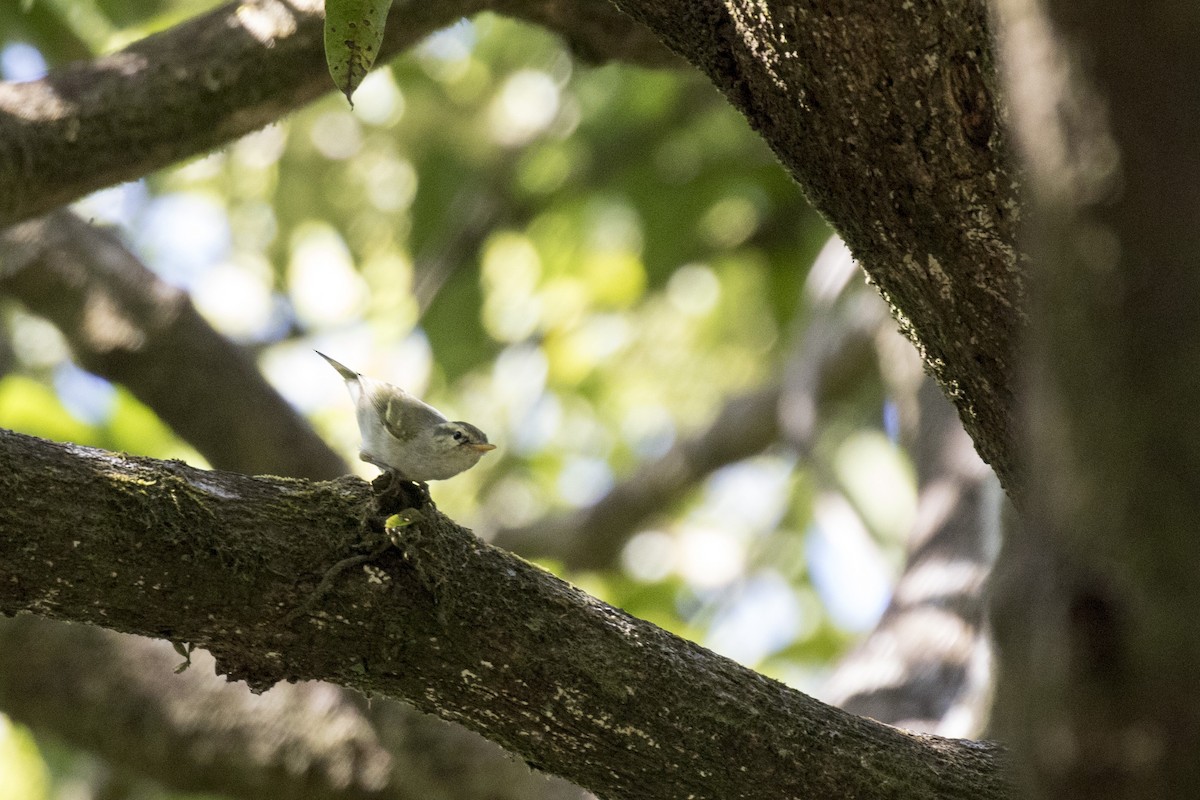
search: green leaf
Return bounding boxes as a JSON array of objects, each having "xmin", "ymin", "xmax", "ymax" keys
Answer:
[{"xmin": 324, "ymin": 0, "xmax": 393, "ymax": 106}]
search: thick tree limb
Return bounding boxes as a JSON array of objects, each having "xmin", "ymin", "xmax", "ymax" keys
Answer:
[
  {"xmin": 0, "ymin": 210, "xmax": 347, "ymax": 479},
  {"xmin": 0, "ymin": 210, "xmax": 584, "ymax": 797},
  {"xmin": 0, "ymin": 209, "xmax": 591, "ymax": 799},
  {"xmin": 0, "ymin": 427, "xmax": 1012, "ymax": 800}
]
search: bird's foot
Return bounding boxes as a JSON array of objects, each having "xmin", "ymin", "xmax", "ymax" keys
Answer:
[{"xmin": 371, "ymin": 472, "xmax": 432, "ymax": 513}]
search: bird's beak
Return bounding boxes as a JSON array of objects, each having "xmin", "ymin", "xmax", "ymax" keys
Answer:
[{"xmin": 470, "ymin": 443, "xmax": 497, "ymax": 453}]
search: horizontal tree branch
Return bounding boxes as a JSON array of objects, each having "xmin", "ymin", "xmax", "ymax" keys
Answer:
[
  {"xmin": 0, "ymin": 0, "xmax": 672, "ymax": 227},
  {"xmin": 0, "ymin": 427, "xmax": 1012, "ymax": 800},
  {"xmin": 0, "ymin": 212, "xmax": 588, "ymax": 799}
]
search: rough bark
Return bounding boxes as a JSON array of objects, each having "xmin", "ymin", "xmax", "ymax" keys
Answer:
[
  {"xmin": 0, "ymin": 427, "xmax": 1013, "ymax": 800},
  {"xmin": 990, "ymin": 0, "xmax": 1200, "ymax": 797}
]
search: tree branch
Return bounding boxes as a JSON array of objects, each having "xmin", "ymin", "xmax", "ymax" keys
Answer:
[
  {"xmin": 824, "ymin": 378, "xmax": 999, "ymax": 736},
  {"xmin": 0, "ymin": 616, "xmax": 580, "ymax": 800},
  {"xmin": 0, "ymin": 209, "xmax": 591, "ymax": 799},
  {"xmin": 0, "ymin": 427, "xmax": 1011, "ymax": 800},
  {"xmin": 0, "ymin": 0, "xmax": 672, "ymax": 228}
]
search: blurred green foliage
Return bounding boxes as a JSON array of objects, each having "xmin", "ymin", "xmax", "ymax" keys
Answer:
[
  {"xmin": 0, "ymin": 721, "xmax": 48, "ymax": 800},
  {"xmin": 0, "ymin": 2, "xmax": 918, "ymax": 795}
]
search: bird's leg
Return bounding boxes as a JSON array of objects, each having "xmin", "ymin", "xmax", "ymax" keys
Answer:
[
  {"xmin": 409, "ymin": 480, "xmax": 433, "ymax": 508},
  {"xmin": 370, "ymin": 470, "xmax": 431, "ymax": 513},
  {"xmin": 372, "ymin": 474, "xmax": 433, "ymax": 546}
]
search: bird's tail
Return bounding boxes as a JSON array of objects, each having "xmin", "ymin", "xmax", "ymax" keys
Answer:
[{"xmin": 315, "ymin": 351, "xmax": 359, "ymax": 382}]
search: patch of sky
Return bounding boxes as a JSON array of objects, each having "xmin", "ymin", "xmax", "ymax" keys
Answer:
[
  {"xmin": 287, "ymin": 222, "xmax": 367, "ymax": 328},
  {"xmin": 510, "ymin": 392, "xmax": 561, "ymax": 455},
  {"xmin": 492, "ymin": 344, "xmax": 556, "ymax": 453},
  {"xmin": 191, "ymin": 256, "xmax": 280, "ymax": 343},
  {"xmin": 420, "ymin": 19, "xmax": 477, "ymax": 62},
  {"xmin": 621, "ymin": 404, "xmax": 675, "ymax": 460},
  {"xmin": 351, "ymin": 69, "xmax": 406, "ymax": 128},
  {"xmin": 489, "ymin": 70, "xmax": 561, "ymax": 147},
  {"xmin": 130, "ymin": 192, "xmax": 231, "ymax": 289},
  {"xmin": 72, "ymin": 181, "xmax": 150, "ymax": 230},
  {"xmin": 704, "ymin": 571, "xmax": 804, "ymax": 666},
  {"xmin": 701, "ymin": 456, "xmax": 795, "ymax": 534},
  {"xmin": 805, "ymin": 493, "xmax": 893, "ymax": 632},
  {"xmin": 883, "ymin": 398, "xmax": 900, "ymax": 442},
  {"xmin": 557, "ymin": 456, "xmax": 614, "ymax": 507},
  {"xmin": 0, "ymin": 42, "xmax": 46, "ymax": 81},
  {"xmin": 53, "ymin": 363, "xmax": 115, "ymax": 425}
]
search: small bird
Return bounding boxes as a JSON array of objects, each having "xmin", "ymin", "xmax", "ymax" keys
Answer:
[{"xmin": 317, "ymin": 351, "xmax": 496, "ymax": 482}]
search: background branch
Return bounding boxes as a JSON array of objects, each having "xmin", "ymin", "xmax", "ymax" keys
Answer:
[
  {"xmin": 0, "ymin": 210, "xmax": 346, "ymax": 479},
  {"xmin": 0, "ymin": 616, "xmax": 578, "ymax": 800},
  {"xmin": 495, "ymin": 241, "xmax": 883, "ymax": 569},
  {"xmin": 823, "ymin": 378, "xmax": 999, "ymax": 736}
]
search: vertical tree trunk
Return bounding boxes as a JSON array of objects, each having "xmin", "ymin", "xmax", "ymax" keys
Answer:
[{"xmin": 991, "ymin": 0, "xmax": 1200, "ymax": 796}]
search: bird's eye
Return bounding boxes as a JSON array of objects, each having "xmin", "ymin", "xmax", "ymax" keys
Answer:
[{"xmin": 452, "ymin": 430, "xmax": 466, "ymax": 442}]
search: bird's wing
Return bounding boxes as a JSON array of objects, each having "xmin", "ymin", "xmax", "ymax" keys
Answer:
[{"xmin": 381, "ymin": 391, "xmax": 446, "ymax": 441}]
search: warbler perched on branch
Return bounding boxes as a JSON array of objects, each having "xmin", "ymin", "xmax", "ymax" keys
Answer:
[{"xmin": 317, "ymin": 351, "xmax": 495, "ymax": 482}]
